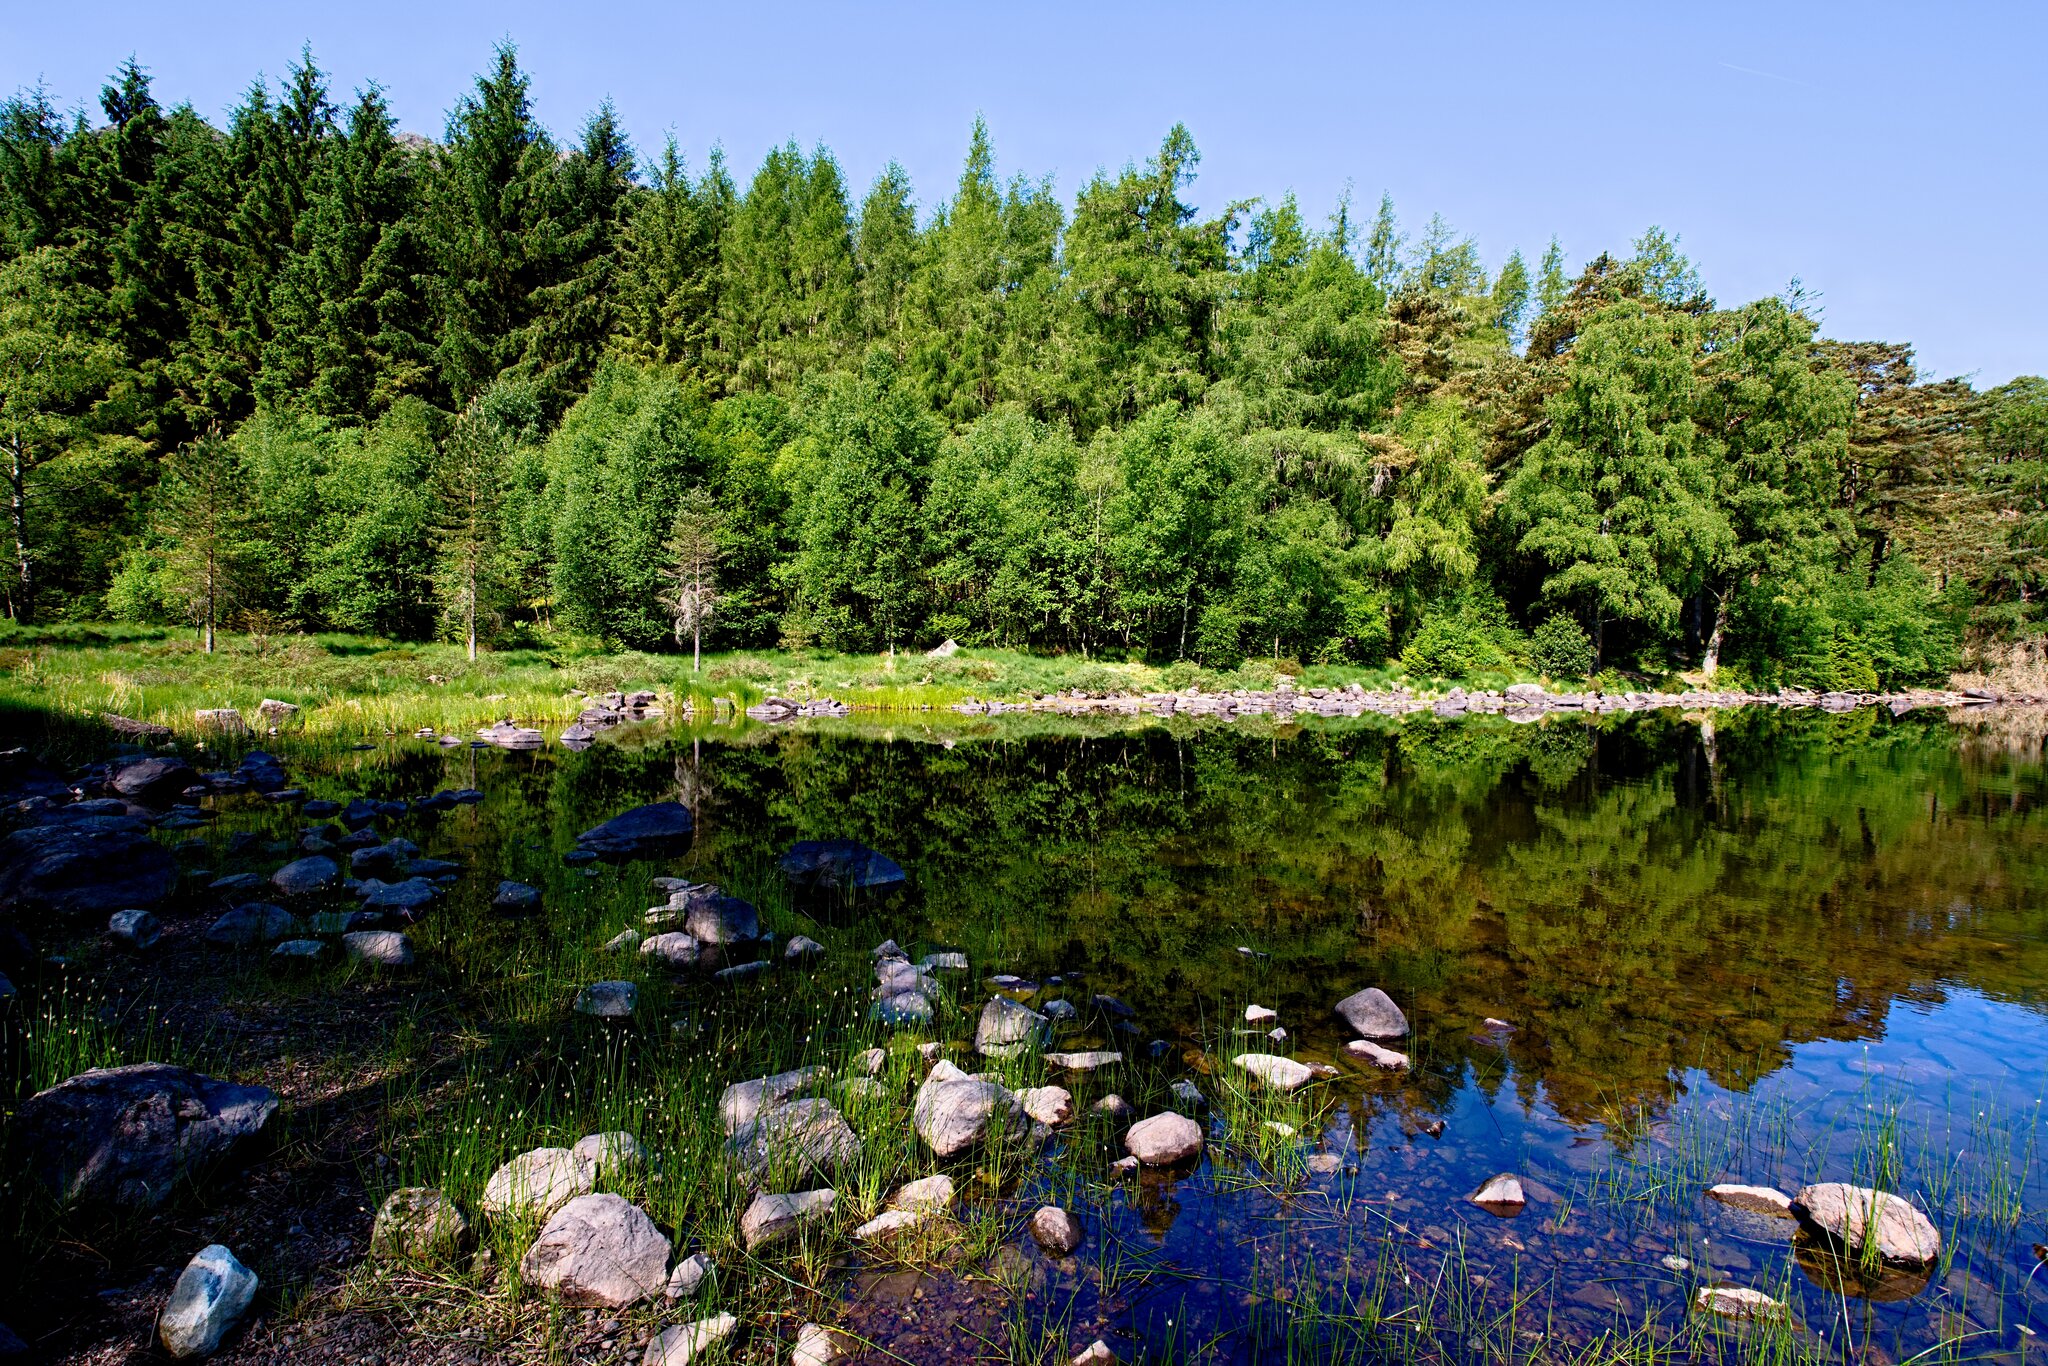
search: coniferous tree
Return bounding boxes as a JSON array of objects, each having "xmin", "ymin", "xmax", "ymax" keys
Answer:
[
  {"xmin": 661, "ymin": 486, "xmax": 722, "ymax": 670},
  {"xmin": 152, "ymin": 429, "xmax": 250, "ymax": 651},
  {"xmin": 432, "ymin": 397, "xmax": 513, "ymax": 658}
]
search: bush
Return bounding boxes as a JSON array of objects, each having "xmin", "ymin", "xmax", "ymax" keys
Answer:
[
  {"xmin": 1529, "ymin": 613, "xmax": 1595, "ymax": 679},
  {"xmin": 1399, "ymin": 593, "xmax": 1520, "ymax": 678}
]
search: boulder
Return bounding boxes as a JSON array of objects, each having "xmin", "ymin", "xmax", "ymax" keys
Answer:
[
  {"xmin": 1346, "ymin": 1039, "xmax": 1410, "ymax": 1070},
  {"xmin": 194, "ymin": 708, "xmax": 249, "ymax": 736},
  {"xmin": 108, "ymin": 908, "xmax": 162, "ymax": 950},
  {"xmin": 1016, "ymin": 1085, "xmax": 1073, "ymax": 1127},
  {"xmin": 920, "ymin": 951, "xmax": 969, "ymax": 972},
  {"xmin": 719, "ymin": 1067, "xmax": 828, "ymax": 1133},
  {"xmin": 343, "ymin": 930, "xmax": 414, "ymax": 968},
  {"xmin": 785, "ymin": 935, "xmax": 827, "ymax": 962},
  {"xmin": 519, "ymin": 1193, "xmax": 670, "ymax": 1307},
  {"xmin": 13, "ymin": 1064, "xmax": 277, "ymax": 1206},
  {"xmin": 1694, "ymin": 1286, "xmax": 1786, "ymax": 1322},
  {"xmin": 491, "ymin": 880, "xmax": 542, "ymax": 914},
  {"xmin": 355, "ymin": 877, "xmax": 439, "ymax": 915},
  {"xmin": 574, "ymin": 981, "xmax": 637, "ymax": 1018},
  {"xmin": 0, "ymin": 816, "xmax": 178, "ymax": 917},
  {"xmin": 643, "ymin": 1314, "xmax": 738, "ymax": 1366},
  {"xmin": 891, "ymin": 1173, "xmax": 954, "ymax": 1213},
  {"xmin": 976, "ymin": 996, "xmax": 1049, "ymax": 1055},
  {"xmin": 111, "ymin": 756, "xmax": 199, "ymax": 803},
  {"xmin": 571, "ymin": 1131, "xmax": 645, "ymax": 1175},
  {"xmin": 1707, "ymin": 1183, "xmax": 1794, "ymax": 1218},
  {"xmin": 1232, "ymin": 1053, "xmax": 1314, "ymax": 1093},
  {"xmin": 370, "ymin": 1187, "xmax": 469, "ymax": 1260},
  {"xmin": 724, "ymin": 1098, "xmax": 861, "ymax": 1179},
  {"xmin": 1124, "ymin": 1112, "xmax": 1203, "ymax": 1167},
  {"xmin": 1470, "ymin": 1173, "xmax": 1526, "ymax": 1213},
  {"xmin": 1030, "ymin": 1205, "xmax": 1082, "ymax": 1254},
  {"xmin": 854, "ymin": 1208, "xmax": 925, "ymax": 1241},
  {"xmin": 269, "ymin": 939, "xmax": 325, "ymax": 964},
  {"xmin": 1793, "ymin": 1183, "xmax": 1940, "ymax": 1265},
  {"xmin": 1335, "ymin": 987, "xmax": 1408, "ymax": 1038},
  {"xmin": 270, "ymin": 855, "xmax": 340, "ymax": 897},
  {"xmin": 779, "ymin": 840, "xmax": 907, "ymax": 898},
  {"xmin": 1043, "ymin": 1050, "xmax": 1123, "ymax": 1073},
  {"xmin": 481, "ymin": 1147, "xmax": 595, "ymax": 1221},
  {"xmin": 256, "ymin": 699, "xmax": 299, "ymax": 725},
  {"xmin": 665, "ymin": 1251, "xmax": 715, "ymax": 1300},
  {"xmin": 914, "ymin": 1075, "xmax": 1026, "ymax": 1157},
  {"xmin": 640, "ymin": 932, "xmax": 701, "ymax": 969},
  {"xmin": 575, "ymin": 803, "xmax": 694, "ymax": 857},
  {"xmin": 739, "ymin": 1188, "xmax": 836, "ymax": 1251},
  {"xmin": 869, "ymin": 990, "xmax": 933, "ymax": 1026},
  {"xmin": 683, "ymin": 891, "xmax": 760, "ymax": 944},
  {"xmin": 159, "ymin": 1244, "xmax": 257, "ymax": 1358},
  {"xmin": 205, "ymin": 904, "xmax": 298, "ymax": 947}
]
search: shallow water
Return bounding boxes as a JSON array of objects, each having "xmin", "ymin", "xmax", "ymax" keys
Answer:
[{"xmin": 72, "ymin": 706, "xmax": 2048, "ymax": 1361}]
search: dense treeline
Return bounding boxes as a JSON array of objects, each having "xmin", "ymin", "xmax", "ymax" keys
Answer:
[{"xmin": 3, "ymin": 48, "xmax": 2044, "ymax": 685}]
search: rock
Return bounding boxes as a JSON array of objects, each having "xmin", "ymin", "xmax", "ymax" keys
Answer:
[
  {"xmin": 869, "ymin": 990, "xmax": 933, "ymax": 1026},
  {"xmin": 256, "ymin": 698, "xmax": 299, "ymax": 724},
  {"xmin": 975, "ymin": 995, "xmax": 1050, "ymax": 1056},
  {"xmin": 854, "ymin": 1208, "xmax": 924, "ymax": 1241},
  {"xmin": 1244, "ymin": 1004, "xmax": 1277, "ymax": 1025},
  {"xmin": 683, "ymin": 891, "xmax": 760, "ymax": 944},
  {"xmin": 1043, "ymin": 998, "xmax": 1078, "ymax": 1023},
  {"xmin": 1346, "ymin": 1039, "xmax": 1410, "ymax": 1069},
  {"xmin": 892, "ymin": 1173, "xmax": 955, "ymax": 1213},
  {"xmin": 348, "ymin": 843, "xmax": 408, "ymax": 880},
  {"xmin": 159, "ymin": 1244, "xmax": 258, "ymax": 1358},
  {"xmin": 1708, "ymin": 1183, "xmax": 1794, "ymax": 1218},
  {"xmin": 724, "ymin": 1098, "xmax": 861, "ymax": 1179},
  {"xmin": 270, "ymin": 855, "xmax": 340, "ymax": 897},
  {"xmin": 0, "ymin": 815, "xmax": 179, "ymax": 917},
  {"xmin": 270, "ymin": 939, "xmax": 325, "ymax": 963},
  {"xmin": 1470, "ymin": 1173, "xmax": 1526, "ymax": 1213},
  {"xmin": 481, "ymin": 1147, "xmax": 595, "ymax": 1221},
  {"xmin": 926, "ymin": 638, "xmax": 960, "ymax": 659},
  {"xmin": 1124, "ymin": 1112, "xmax": 1203, "ymax": 1166},
  {"xmin": 574, "ymin": 981, "xmax": 638, "ymax": 1018},
  {"xmin": 205, "ymin": 903, "xmax": 298, "ymax": 947},
  {"xmin": 1694, "ymin": 1286, "xmax": 1786, "ymax": 1321},
  {"xmin": 1335, "ymin": 987, "xmax": 1408, "ymax": 1038},
  {"xmin": 1168, "ymin": 1080, "xmax": 1205, "ymax": 1108},
  {"xmin": 920, "ymin": 951, "xmax": 969, "ymax": 971},
  {"xmin": 872, "ymin": 938, "xmax": 905, "ymax": 960},
  {"xmin": 519, "ymin": 1193, "xmax": 670, "ymax": 1307},
  {"xmin": 785, "ymin": 934, "xmax": 827, "ymax": 962},
  {"xmin": 1092, "ymin": 993, "xmax": 1136, "ymax": 1019},
  {"xmin": 853, "ymin": 1047, "xmax": 886, "ymax": 1076},
  {"xmin": 491, "ymin": 880, "xmax": 541, "ymax": 914},
  {"xmin": 370, "ymin": 1187, "xmax": 469, "ymax": 1260},
  {"xmin": 665, "ymin": 1251, "xmax": 715, "ymax": 1299},
  {"xmin": 792, "ymin": 1322, "xmax": 844, "ymax": 1366},
  {"xmin": 1232, "ymin": 1053, "xmax": 1314, "ymax": 1092},
  {"xmin": 343, "ymin": 930, "xmax": 414, "ymax": 967},
  {"xmin": 194, "ymin": 708, "xmax": 249, "ymax": 736},
  {"xmin": 720, "ymin": 1067, "xmax": 828, "ymax": 1132},
  {"xmin": 739, "ymin": 1188, "xmax": 836, "ymax": 1251},
  {"xmin": 1029, "ymin": 1205, "xmax": 1082, "ymax": 1254},
  {"xmin": 604, "ymin": 929, "xmax": 643, "ymax": 953},
  {"xmin": 1043, "ymin": 1050, "xmax": 1123, "ymax": 1073},
  {"xmin": 575, "ymin": 803, "xmax": 694, "ymax": 858},
  {"xmin": 914, "ymin": 1074, "xmax": 1027, "ymax": 1156},
  {"xmin": 876, "ymin": 958, "xmax": 935, "ymax": 996},
  {"xmin": 1017, "ymin": 1085, "xmax": 1073, "ymax": 1127},
  {"xmin": 779, "ymin": 840, "xmax": 906, "ymax": 898},
  {"xmin": 1793, "ymin": 1183, "xmax": 1940, "ymax": 1265},
  {"xmin": 111, "ymin": 756, "xmax": 199, "ymax": 803},
  {"xmin": 108, "ymin": 908, "xmax": 161, "ymax": 950},
  {"xmin": 571, "ymin": 1131, "xmax": 645, "ymax": 1175},
  {"xmin": 356, "ymin": 877, "xmax": 439, "ymax": 914},
  {"xmin": 13, "ymin": 1064, "xmax": 276, "ymax": 1206},
  {"xmin": 640, "ymin": 932, "xmax": 701, "ymax": 968},
  {"xmin": 643, "ymin": 1313, "xmax": 738, "ymax": 1366},
  {"xmin": 1072, "ymin": 1342, "xmax": 1118, "ymax": 1365},
  {"xmin": 1093, "ymin": 1094, "xmax": 1132, "ymax": 1121}
]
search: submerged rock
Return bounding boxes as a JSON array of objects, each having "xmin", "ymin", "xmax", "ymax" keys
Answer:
[
  {"xmin": 1793, "ymin": 1183, "xmax": 1940, "ymax": 1265},
  {"xmin": 575, "ymin": 803, "xmax": 694, "ymax": 858},
  {"xmin": 1030, "ymin": 1205, "xmax": 1082, "ymax": 1254},
  {"xmin": 1345, "ymin": 1039, "xmax": 1410, "ymax": 1070},
  {"xmin": 519, "ymin": 1193, "xmax": 669, "ymax": 1307},
  {"xmin": 1469, "ymin": 1173, "xmax": 1526, "ymax": 1213},
  {"xmin": 1334, "ymin": 987, "xmax": 1408, "ymax": 1038},
  {"xmin": 159, "ymin": 1244, "xmax": 258, "ymax": 1358},
  {"xmin": 1694, "ymin": 1285, "xmax": 1787, "ymax": 1321},
  {"xmin": 13, "ymin": 1064, "xmax": 277, "ymax": 1206},
  {"xmin": 779, "ymin": 839, "xmax": 907, "ymax": 898},
  {"xmin": 1707, "ymin": 1183, "xmax": 1794, "ymax": 1218}
]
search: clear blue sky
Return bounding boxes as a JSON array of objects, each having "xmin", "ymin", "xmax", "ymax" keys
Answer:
[{"xmin": 6, "ymin": 1, "xmax": 2041, "ymax": 386}]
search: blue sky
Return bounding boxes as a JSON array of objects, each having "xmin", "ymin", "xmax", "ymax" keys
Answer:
[{"xmin": 6, "ymin": 1, "xmax": 2041, "ymax": 385}]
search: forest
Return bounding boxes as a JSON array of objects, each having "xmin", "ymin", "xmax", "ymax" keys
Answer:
[{"xmin": 3, "ymin": 47, "xmax": 2044, "ymax": 688}]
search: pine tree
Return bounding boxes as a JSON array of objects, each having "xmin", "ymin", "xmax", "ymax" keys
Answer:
[
  {"xmin": 1363, "ymin": 192, "xmax": 1402, "ymax": 292},
  {"xmin": 661, "ymin": 486, "xmax": 722, "ymax": 670},
  {"xmin": 1534, "ymin": 237, "xmax": 1569, "ymax": 321},
  {"xmin": 717, "ymin": 142, "xmax": 856, "ymax": 391},
  {"xmin": 1490, "ymin": 249, "xmax": 1531, "ymax": 345},
  {"xmin": 153, "ymin": 429, "xmax": 250, "ymax": 652},
  {"xmin": 432, "ymin": 398, "xmax": 512, "ymax": 659},
  {"xmin": 519, "ymin": 102, "xmax": 635, "ymax": 413},
  {"xmin": 615, "ymin": 140, "xmax": 729, "ymax": 379}
]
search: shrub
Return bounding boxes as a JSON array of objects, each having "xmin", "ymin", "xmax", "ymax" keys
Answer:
[{"xmin": 1529, "ymin": 613, "xmax": 1595, "ymax": 679}]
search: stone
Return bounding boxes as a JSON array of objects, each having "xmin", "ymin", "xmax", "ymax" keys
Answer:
[
  {"xmin": 194, "ymin": 708, "xmax": 249, "ymax": 736},
  {"xmin": 270, "ymin": 855, "xmax": 340, "ymax": 897},
  {"xmin": 1043, "ymin": 998, "xmax": 1079, "ymax": 1023},
  {"xmin": 481, "ymin": 1147, "xmax": 595, "ymax": 1221},
  {"xmin": 1092, "ymin": 1094, "xmax": 1132, "ymax": 1120},
  {"xmin": 13, "ymin": 1064, "xmax": 276, "ymax": 1206},
  {"xmin": 519, "ymin": 1193, "xmax": 670, "ymax": 1307},
  {"xmin": 713, "ymin": 960, "xmax": 768, "ymax": 985},
  {"xmin": 854, "ymin": 1208, "xmax": 924, "ymax": 1241},
  {"xmin": 792, "ymin": 1322, "xmax": 844, "ymax": 1366},
  {"xmin": 785, "ymin": 935, "xmax": 827, "ymax": 962},
  {"xmin": 927, "ymin": 638, "xmax": 960, "ymax": 659},
  {"xmin": 643, "ymin": 1314, "xmax": 738, "ymax": 1366},
  {"xmin": 876, "ymin": 958, "xmax": 936, "ymax": 996},
  {"xmin": 1470, "ymin": 1173, "xmax": 1526, "ymax": 1213},
  {"xmin": 853, "ymin": 1047, "xmax": 886, "ymax": 1076},
  {"xmin": 342, "ymin": 930, "xmax": 414, "ymax": 967},
  {"xmin": 1694, "ymin": 1286, "xmax": 1786, "ymax": 1321},
  {"xmin": 976, "ymin": 995, "xmax": 1049, "ymax": 1054},
  {"xmin": 1707, "ymin": 1183, "xmax": 1794, "ymax": 1218},
  {"xmin": 370, "ymin": 1187, "xmax": 469, "ymax": 1260},
  {"xmin": 892, "ymin": 1173, "xmax": 955, "ymax": 1213},
  {"xmin": 739, "ymin": 1188, "xmax": 836, "ymax": 1251},
  {"xmin": 640, "ymin": 932, "xmax": 701, "ymax": 968},
  {"xmin": 572, "ymin": 1131, "xmax": 646, "ymax": 1175},
  {"xmin": 574, "ymin": 981, "xmax": 638, "ymax": 1018},
  {"xmin": 108, "ymin": 908, "xmax": 161, "ymax": 950},
  {"xmin": 779, "ymin": 840, "xmax": 907, "ymax": 898},
  {"xmin": 914, "ymin": 1075, "xmax": 1026, "ymax": 1156},
  {"xmin": 1793, "ymin": 1183, "xmax": 1941, "ymax": 1265},
  {"xmin": 1335, "ymin": 987, "xmax": 1408, "ymax": 1038},
  {"xmin": 111, "ymin": 756, "xmax": 200, "ymax": 803},
  {"xmin": 1168, "ymin": 1080, "xmax": 1205, "ymax": 1108},
  {"xmin": 1042, "ymin": 1050, "xmax": 1123, "ymax": 1072},
  {"xmin": 1072, "ymin": 1342, "xmax": 1118, "ymax": 1365},
  {"xmin": 869, "ymin": 990, "xmax": 933, "ymax": 1026},
  {"xmin": 665, "ymin": 1251, "xmax": 715, "ymax": 1299},
  {"xmin": 872, "ymin": 938, "xmax": 905, "ymax": 959},
  {"xmin": 1029, "ymin": 1205, "xmax": 1082, "ymax": 1254},
  {"xmin": 1232, "ymin": 1053, "xmax": 1314, "ymax": 1092},
  {"xmin": 920, "ymin": 951, "xmax": 969, "ymax": 971},
  {"xmin": 719, "ymin": 1067, "xmax": 828, "ymax": 1132},
  {"xmin": 575, "ymin": 803, "xmax": 694, "ymax": 857},
  {"xmin": 205, "ymin": 903, "xmax": 298, "ymax": 947},
  {"xmin": 159, "ymin": 1244, "xmax": 258, "ymax": 1358},
  {"xmin": 355, "ymin": 877, "xmax": 439, "ymax": 914},
  {"xmin": 1017, "ymin": 1085, "xmax": 1073, "ymax": 1127},
  {"xmin": 492, "ymin": 880, "xmax": 542, "ymax": 913},
  {"xmin": 0, "ymin": 815, "xmax": 178, "ymax": 917},
  {"xmin": 1124, "ymin": 1112, "xmax": 1203, "ymax": 1166},
  {"xmin": 724, "ymin": 1098, "xmax": 861, "ymax": 1180},
  {"xmin": 256, "ymin": 698, "xmax": 299, "ymax": 724},
  {"xmin": 683, "ymin": 891, "xmax": 760, "ymax": 944},
  {"xmin": 1346, "ymin": 1039, "xmax": 1410, "ymax": 1070},
  {"xmin": 604, "ymin": 929, "xmax": 643, "ymax": 953},
  {"xmin": 1244, "ymin": 1004, "xmax": 1277, "ymax": 1024},
  {"xmin": 270, "ymin": 939, "xmax": 324, "ymax": 963}
]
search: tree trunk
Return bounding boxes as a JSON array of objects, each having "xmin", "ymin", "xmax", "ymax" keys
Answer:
[
  {"xmin": 7, "ymin": 437, "xmax": 28, "ymax": 622},
  {"xmin": 1702, "ymin": 590, "xmax": 1730, "ymax": 679},
  {"xmin": 466, "ymin": 557, "xmax": 478, "ymax": 662}
]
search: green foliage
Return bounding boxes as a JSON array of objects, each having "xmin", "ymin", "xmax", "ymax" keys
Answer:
[
  {"xmin": 1400, "ymin": 592, "xmax": 1522, "ymax": 678},
  {"xmin": 1530, "ymin": 612, "xmax": 1595, "ymax": 678}
]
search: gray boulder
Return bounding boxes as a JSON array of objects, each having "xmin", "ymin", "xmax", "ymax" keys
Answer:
[
  {"xmin": 0, "ymin": 816, "xmax": 178, "ymax": 916},
  {"xmin": 111, "ymin": 756, "xmax": 199, "ymax": 803},
  {"xmin": 205, "ymin": 904, "xmax": 298, "ymax": 947},
  {"xmin": 13, "ymin": 1064, "xmax": 277, "ymax": 1206},
  {"xmin": 575, "ymin": 803, "xmax": 694, "ymax": 857},
  {"xmin": 683, "ymin": 890, "xmax": 760, "ymax": 944},
  {"xmin": 108, "ymin": 908, "xmax": 161, "ymax": 950},
  {"xmin": 719, "ymin": 1066, "xmax": 829, "ymax": 1133},
  {"xmin": 724, "ymin": 1098, "xmax": 862, "ymax": 1180},
  {"xmin": 271, "ymin": 856, "xmax": 340, "ymax": 897},
  {"xmin": 574, "ymin": 981, "xmax": 637, "ymax": 1018},
  {"xmin": 1334, "ymin": 987, "xmax": 1409, "ymax": 1039},
  {"xmin": 370, "ymin": 1187, "xmax": 469, "ymax": 1260},
  {"xmin": 342, "ymin": 930, "xmax": 414, "ymax": 967},
  {"xmin": 481, "ymin": 1147, "xmax": 595, "ymax": 1220},
  {"xmin": 518, "ymin": 1193, "xmax": 670, "ymax": 1307},
  {"xmin": 1794, "ymin": 1183, "xmax": 1940, "ymax": 1265},
  {"xmin": 739, "ymin": 1189, "xmax": 835, "ymax": 1251},
  {"xmin": 913, "ymin": 1074, "xmax": 1025, "ymax": 1157},
  {"xmin": 779, "ymin": 840, "xmax": 906, "ymax": 898},
  {"xmin": 354, "ymin": 877, "xmax": 439, "ymax": 914},
  {"xmin": 492, "ymin": 881, "xmax": 541, "ymax": 913},
  {"xmin": 976, "ymin": 996, "xmax": 1049, "ymax": 1056},
  {"xmin": 1124, "ymin": 1112, "xmax": 1203, "ymax": 1166},
  {"xmin": 159, "ymin": 1244, "xmax": 257, "ymax": 1358}
]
